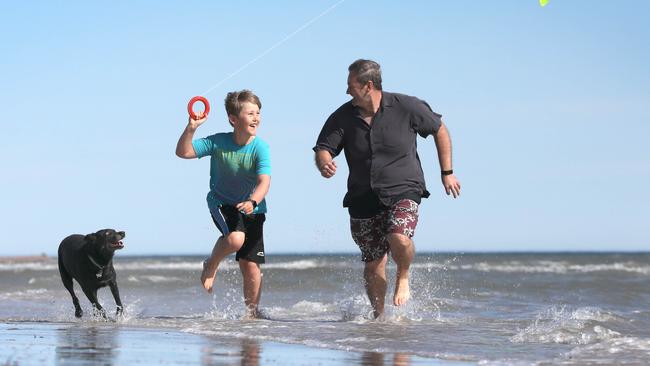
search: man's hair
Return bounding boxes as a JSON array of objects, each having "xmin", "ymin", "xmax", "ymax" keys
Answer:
[
  {"xmin": 224, "ymin": 90, "xmax": 262, "ymax": 117},
  {"xmin": 348, "ymin": 59, "xmax": 382, "ymax": 90}
]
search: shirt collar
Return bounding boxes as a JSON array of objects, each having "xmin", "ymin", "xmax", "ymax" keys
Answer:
[{"xmin": 351, "ymin": 91, "xmax": 393, "ymax": 118}]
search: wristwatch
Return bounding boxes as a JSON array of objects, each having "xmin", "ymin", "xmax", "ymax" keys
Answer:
[{"xmin": 249, "ymin": 199, "xmax": 258, "ymax": 208}]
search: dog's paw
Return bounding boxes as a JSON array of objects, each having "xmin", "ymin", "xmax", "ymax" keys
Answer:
[
  {"xmin": 75, "ymin": 309, "xmax": 83, "ymax": 318},
  {"xmin": 115, "ymin": 306, "xmax": 123, "ymax": 317}
]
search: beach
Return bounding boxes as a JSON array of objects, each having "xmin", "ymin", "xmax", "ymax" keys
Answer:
[
  {"xmin": 1, "ymin": 253, "xmax": 650, "ymax": 364},
  {"xmin": 1, "ymin": 322, "xmax": 448, "ymax": 365}
]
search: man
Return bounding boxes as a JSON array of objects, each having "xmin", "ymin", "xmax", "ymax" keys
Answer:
[{"xmin": 313, "ymin": 59, "xmax": 460, "ymax": 318}]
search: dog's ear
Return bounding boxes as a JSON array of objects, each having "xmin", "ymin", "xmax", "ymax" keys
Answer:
[{"xmin": 85, "ymin": 233, "xmax": 97, "ymax": 243}]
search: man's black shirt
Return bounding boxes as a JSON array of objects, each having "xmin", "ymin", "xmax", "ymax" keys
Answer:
[{"xmin": 314, "ymin": 91, "xmax": 442, "ymax": 218}]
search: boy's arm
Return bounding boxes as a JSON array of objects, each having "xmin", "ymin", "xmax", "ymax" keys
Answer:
[
  {"xmin": 235, "ymin": 174, "xmax": 271, "ymax": 214},
  {"xmin": 176, "ymin": 114, "xmax": 206, "ymax": 159}
]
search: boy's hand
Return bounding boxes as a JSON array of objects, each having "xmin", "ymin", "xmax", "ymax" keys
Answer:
[
  {"xmin": 188, "ymin": 112, "xmax": 207, "ymax": 129},
  {"xmin": 236, "ymin": 200, "xmax": 255, "ymax": 215}
]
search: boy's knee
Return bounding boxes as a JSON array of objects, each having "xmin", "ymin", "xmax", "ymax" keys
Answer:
[{"xmin": 225, "ymin": 232, "xmax": 245, "ymax": 249}]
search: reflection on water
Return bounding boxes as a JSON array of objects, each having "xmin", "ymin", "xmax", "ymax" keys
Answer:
[
  {"xmin": 361, "ymin": 352, "xmax": 411, "ymax": 366},
  {"xmin": 201, "ymin": 337, "xmax": 261, "ymax": 366},
  {"xmin": 55, "ymin": 326, "xmax": 117, "ymax": 365}
]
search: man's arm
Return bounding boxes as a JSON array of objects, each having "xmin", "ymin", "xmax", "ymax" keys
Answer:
[
  {"xmin": 314, "ymin": 149, "xmax": 337, "ymax": 178},
  {"xmin": 176, "ymin": 114, "xmax": 206, "ymax": 159},
  {"xmin": 235, "ymin": 174, "xmax": 271, "ymax": 214},
  {"xmin": 433, "ymin": 122, "xmax": 461, "ymax": 198}
]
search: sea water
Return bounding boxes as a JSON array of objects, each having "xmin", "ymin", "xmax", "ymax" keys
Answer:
[{"xmin": 1, "ymin": 252, "xmax": 649, "ymax": 364}]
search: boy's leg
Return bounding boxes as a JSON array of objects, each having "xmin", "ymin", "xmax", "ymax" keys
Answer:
[
  {"xmin": 201, "ymin": 231, "xmax": 245, "ymax": 293},
  {"xmin": 239, "ymin": 259, "xmax": 262, "ymax": 318}
]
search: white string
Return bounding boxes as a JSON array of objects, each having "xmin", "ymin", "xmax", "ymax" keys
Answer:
[{"xmin": 200, "ymin": 0, "xmax": 346, "ymax": 96}]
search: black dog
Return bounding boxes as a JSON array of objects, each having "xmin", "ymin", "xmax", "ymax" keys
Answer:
[{"xmin": 57, "ymin": 229, "xmax": 125, "ymax": 318}]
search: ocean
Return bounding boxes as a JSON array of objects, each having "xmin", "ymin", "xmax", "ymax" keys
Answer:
[{"xmin": 1, "ymin": 252, "xmax": 649, "ymax": 365}]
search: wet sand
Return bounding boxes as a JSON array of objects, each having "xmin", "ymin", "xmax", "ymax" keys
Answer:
[{"xmin": 1, "ymin": 322, "xmax": 465, "ymax": 365}]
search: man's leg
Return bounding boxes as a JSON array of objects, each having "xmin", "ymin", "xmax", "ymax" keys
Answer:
[
  {"xmin": 239, "ymin": 259, "xmax": 262, "ymax": 318},
  {"xmin": 201, "ymin": 231, "xmax": 245, "ymax": 293},
  {"xmin": 387, "ymin": 233, "xmax": 414, "ymax": 306},
  {"xmin": 364, "ymin": 254, "xmax": 388, "ymax": 318}
]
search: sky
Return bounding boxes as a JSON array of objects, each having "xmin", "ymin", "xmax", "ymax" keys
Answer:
[{"xmin": 1, "ymin": 1, "xmax": 648, "ymax": 256}]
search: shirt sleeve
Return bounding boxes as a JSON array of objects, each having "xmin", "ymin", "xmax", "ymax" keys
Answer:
[
  {"xmin": 411, "ymin": 98, "xmax": 442, "ymax": 138},
  {"xmin": 256, "ymin": 141, "xmax": 272, "ymax": 176},
  {"xmin": 313, "ymin": 113, "xmax": 345, "ymax": 157},
  {"xmin": 192, "ymin": 135, "xmax": 217, "ymax": 159}
]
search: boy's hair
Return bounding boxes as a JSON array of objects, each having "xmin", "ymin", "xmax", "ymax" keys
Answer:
[{"xmin": 224, "ymin": 90, "xmax": 262, "ymax": 117}]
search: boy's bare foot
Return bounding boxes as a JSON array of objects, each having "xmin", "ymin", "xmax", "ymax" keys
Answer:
[
  {"xmin": 200, "ymin": 259, "xmax": 216, "ymax": 293},
  {"xmin": 393, "ymin": 276, "xmax": 411, "ymax": 306}
]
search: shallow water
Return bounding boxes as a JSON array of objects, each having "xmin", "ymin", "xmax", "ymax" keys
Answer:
[{"xmin": 1, "ymin": 252, "xmax": 649, "ymax": 364}]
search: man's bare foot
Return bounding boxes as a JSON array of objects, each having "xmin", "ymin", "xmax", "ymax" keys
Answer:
[
  {"xmin": 200, "ymin": 259, "xmax": 216, "ymax": 293},
  {"xmin": 242, "ymin": 307, "xmax": 261, "ymax": 320},
  {"xmin": 393, "ymin": 276, "xmax": 411, "ymax": 306}
]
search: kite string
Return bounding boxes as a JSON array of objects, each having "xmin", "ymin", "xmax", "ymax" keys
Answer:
[{"xmin": 201, "ymin": 0, "xmax": 346, "ymax": 96}]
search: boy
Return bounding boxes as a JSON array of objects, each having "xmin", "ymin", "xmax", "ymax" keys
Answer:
[{"xmin": 176, "ymin": 90, "xmax": 271, "ymax": 318}]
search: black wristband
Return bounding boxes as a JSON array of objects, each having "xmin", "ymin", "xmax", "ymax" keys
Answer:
[
  {"xmin": 249, "ymin": 199, "xmax": 258, "ymax": 208},
  {"xmin": 441, "ymin": 170, "xmax": 454, "ymax": 176}
]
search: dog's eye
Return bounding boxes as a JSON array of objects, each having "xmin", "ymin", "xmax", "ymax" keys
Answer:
[{"xmin": 105, "ymin": 232, "xmax": 110, "ymax": 236}]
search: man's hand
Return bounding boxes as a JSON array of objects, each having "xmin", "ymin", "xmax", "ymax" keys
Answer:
[
  {"xmin": 236, "ymin": 200, "xmax": 255, "ymax": 215},
  {"xmin": 319, "ymin": 160, "xmax": 337, "ymax": 178},
  {"xmin": 442, "ymin": 174, "xmax": 461, "ymax": 198}
]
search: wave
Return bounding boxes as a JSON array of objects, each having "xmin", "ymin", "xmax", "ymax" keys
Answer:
[
  {"xmin": 411, "ymin": 261, "xmax": 650, "ymax": 275},
  {"xmin": 0, "ymin": 288, "xmax": 49, "ymax": 300},
  {"xmin": 0, "ymin": 259, "xmax": 346, "ymax": 272},
  {"xmin": 567, "ymin": 336, "xmax": 650, "ymax": 363},
  {"xmin": 510, "ymin": 305, "xmax": 625, "ymax": 345},
  {"xmin": 3, "ymin": 256, "xmax": 649, "ymax": 275}
]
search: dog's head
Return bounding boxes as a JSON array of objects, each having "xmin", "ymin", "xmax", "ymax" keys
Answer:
[{"xmin": 85, "ymin": 229, "xmax": 125, "ymax": 253}]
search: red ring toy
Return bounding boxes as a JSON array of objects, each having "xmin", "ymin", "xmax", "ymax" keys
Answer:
[{"xmin": 187, "ymin": 96, "xmax": 210, "ymax": 120}]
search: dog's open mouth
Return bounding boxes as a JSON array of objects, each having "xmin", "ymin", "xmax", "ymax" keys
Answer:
[{"xmin": 111, "ymin": 241, "xmax": 125, "ymax": 250}]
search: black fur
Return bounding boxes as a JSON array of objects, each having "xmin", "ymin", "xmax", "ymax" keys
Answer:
[{"xmin": 57, "ymin": 229, "xmax": 125, "ymax": 318}]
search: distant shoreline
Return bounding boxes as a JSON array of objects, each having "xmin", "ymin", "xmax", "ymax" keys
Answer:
[
  {"xmin": 0, "ymin": 254, "xmax": 50, "ymax": 263},
  {"xmin": 2, "ymin": 251, "xmax": 649, "ymax": 259}
]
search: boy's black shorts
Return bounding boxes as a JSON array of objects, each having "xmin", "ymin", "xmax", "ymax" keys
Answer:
[{"xmin": 210, "ymin": 205, "xmax": 266, "ymax": 264}]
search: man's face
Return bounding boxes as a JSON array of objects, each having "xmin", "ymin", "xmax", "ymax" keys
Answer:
[
  {"xmin": 346, "ymin": 72, "xmax": 369, "ymax": 106},
  {"xmin": 229, "ymin": 101, "xmax": 261, "ymax": 136}
]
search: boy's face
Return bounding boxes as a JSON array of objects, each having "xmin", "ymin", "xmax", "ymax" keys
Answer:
[{"xmin": 229, "ymin": 101, "xmax": 261, "ymax": 136}]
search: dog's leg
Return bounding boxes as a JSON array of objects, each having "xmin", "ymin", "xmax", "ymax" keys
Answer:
[
  {"xmin": 58, "ymin": 258, "xmax": 83, "ymax": 318},
  {"xmin": 81, "ymin": 287, "xmax": 107, "ymax": 319},
  {"xmin": 109, "ymin": 281, "xmax": 123, "ymax": 317}
]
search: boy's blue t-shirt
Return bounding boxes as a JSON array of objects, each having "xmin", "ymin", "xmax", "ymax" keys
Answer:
[{"xmin": 192, "ymin": 132, "xmax": 271, "ymax": 214}]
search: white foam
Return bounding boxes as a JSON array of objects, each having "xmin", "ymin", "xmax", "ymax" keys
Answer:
[
  {"xmin": 566, "ymin": 336, "xmax": 650, "ymax": 363},
  {"xmin": 0, "ymin": 288, "xmax": 48, "ymax": 300},
  {"xmin": 263, "ymin": 260, "xmax": 325, "ymax": 270},
  {"xmin": 411, "ymin": 261, "xmax": 650, "ymax": 275},
  {"xmin": 0, "ymin": 263, "xmax": 58, "ymax": 271},
  {"xmin": 111, "ymin": 259, "xmax": 338, "ymax": 271},
  {"xmin": 511, "ymin": 305, "xmax": 622, "ymax": 345}
]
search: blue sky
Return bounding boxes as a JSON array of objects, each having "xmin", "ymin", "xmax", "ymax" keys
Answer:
[{"xmin": 1, "ymin": 1, "xmax": 648, "ymax": 255}]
